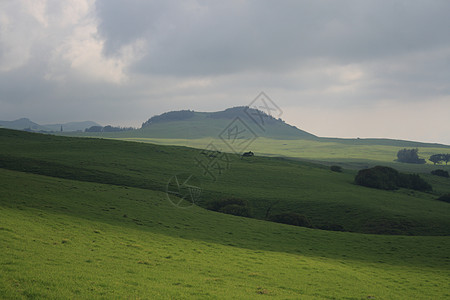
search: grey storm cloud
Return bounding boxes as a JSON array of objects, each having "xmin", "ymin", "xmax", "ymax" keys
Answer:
[
  {"xmin": 0, "ymin": 0, "xmax": 449, "ymax": 143},
  {"xmin": 95, "ymin": 0, "xmax": 450, "ymax": 76}
]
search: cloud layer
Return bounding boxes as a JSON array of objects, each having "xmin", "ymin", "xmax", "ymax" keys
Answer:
[{"xmin": 1, "ymin": 0, "xmax": 449, "ymax": 143}]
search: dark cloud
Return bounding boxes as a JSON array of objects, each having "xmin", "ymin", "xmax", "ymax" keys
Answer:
[
  {"xmin": 95, "ymin": 0, "xmax": 450, "ymax": 76},
  {"xmin": 0, "ymin": 0, "xmax": 449, "ymax": 143}
]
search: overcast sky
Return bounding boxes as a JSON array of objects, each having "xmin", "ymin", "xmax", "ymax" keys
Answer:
[{"xmin": 1, "ymin": 0, "xmax": 449, "ymax": 144}]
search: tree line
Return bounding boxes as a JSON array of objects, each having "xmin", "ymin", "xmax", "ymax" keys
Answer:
[
  {"xmin": 85, "ymin": 125, "xmax": 135, "ymax": 132},
  {"xmin": 429, "ymin": 153, "xmax": 450, "ymax": 165},
  {"xmin": 396, "ymin": 148, "xmax": 450, "ymax": 165}
]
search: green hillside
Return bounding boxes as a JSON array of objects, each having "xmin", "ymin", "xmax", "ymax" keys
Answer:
[
  {"xmin": 65, "ymin": 107, "xmax": 316, "ymax": 140},
  {"xmin": 1, "ymin": 169, "xmax": 449, "ymax": 299},
  {"xmin": 60, "ymin": 107, "xmax": 450, "ymax": 174},
  {"xmin": 62, "ymin": 107, "xmax": 449, "ymax": 149},
  {"xmin": 1, "ymin": 128, "xmax": 450, "ymax": 298},
  {"xmin": 1, "ymin": 128, "xmax": 449, "ymax": 235},
  {"xmin": 0, "ymin": 118, "xmax": 47, "ymax": 131},
  {"xmin": 117, "ymin": 137, "xmax": 450, "ymax": 173}
]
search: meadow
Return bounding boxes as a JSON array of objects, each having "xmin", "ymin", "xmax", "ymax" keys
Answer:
[
  {"xmin": 1, "ymin": 128, "xmax": 450, "ymax": 298},
  {"xmin": 1, "ymin": 129, "xmax": 450, "ymax": 235},
  {"xmin": 1, "ymin": 169, "xmax": 449, "ymax": 299},
  {"xmin": 112, "ymin": 137, "xmax": 450, "ymax": 173}
]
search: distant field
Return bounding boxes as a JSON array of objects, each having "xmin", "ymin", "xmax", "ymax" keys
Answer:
[
  {"xmin": 1, "ymin": 169, "xmax": 449, "ymax": 299},
  {"xmin": 111, "ymin": 137, "xmax": 450, "ymax": 173}
]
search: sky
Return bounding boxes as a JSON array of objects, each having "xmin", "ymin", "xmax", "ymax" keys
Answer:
[{"xmin": 1, "ymin": 0, "xmax": 449, "ymax": 144}]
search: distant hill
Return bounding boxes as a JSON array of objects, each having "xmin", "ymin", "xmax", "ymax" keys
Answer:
[
  {"xmin": 0, "ymin": 118, "xmax": 100, "ymax": 132},
  {"xmin": 44, "ymin": 121, "xmax": 101, "ymax": 132},
  {"xmin": 137, "ymin": 106, "xmax": 317, "ymax": 139},
  {"xmin": 0, "ymin": 118, "xmax": 48, "ymax": 131},
  {"xmin": 62, "ymin": 106, "xmax": 450, "ymax": 149}
]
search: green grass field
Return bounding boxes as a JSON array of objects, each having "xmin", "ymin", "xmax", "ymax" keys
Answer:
[
  {"xmin": 1, "ymin": 128, "xmax": 450, "ymax": 298},
  {"xmin": 111, "ymin": 137, "xmax": 450, "ymax": 173},
  {"xmin": 1, "ymin": 169, "xmax": 449, "ymax": 299},
  {"xmin": 1, "ymin": 129, "xmax": 450, "ymax": 235}
]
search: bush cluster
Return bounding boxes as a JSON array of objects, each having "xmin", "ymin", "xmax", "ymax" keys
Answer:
[
  {"xmin": 268, "ymin": 212, "xmax": 312, "ymax": 228},
  {"xmin": 330, "ymin": 165, "xmax": 342, "ymax": 172},
  {"xmin": 437, "ymin": 194, "xmax": 450, "ymax": 203},
  {"xmin": 207, "ymin": 198, "xmax": 251, "ymax": 217},
  {"xmin": 429, "ymin": 153, "xmax": 450, "ymax": 165},
  {"xmin": 396, "ymin": 148, "xmax": 426, "ymax": 164},
  {"xmin": 355, "ymin": 166, "xmax": 432, "ymax": 191},
  {"xmin": 431, "ymin": 169, "xmax": 449, "ymax": 178}
]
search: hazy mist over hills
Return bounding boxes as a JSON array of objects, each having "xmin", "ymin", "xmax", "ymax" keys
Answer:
[{"xmin": 0, "ymin": 118, "xmax": 100, "ymax": 132}]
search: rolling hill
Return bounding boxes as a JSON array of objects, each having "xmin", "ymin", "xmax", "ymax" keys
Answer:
[
  {"xmin": 59, "ymin": 107, "xmax": 450, "ymax": 174},
  {"xmin": 43, "ymin": 121, "xmax": 100, "ymax": 132},
  {"xmin": 63, "ymin": 106, "xmax": 450, "ymax": 148},
  {"xmin": 0, "ymin": 118, "xmax": 100, "ymax": 132},
  {"xmin": 0, "ymin": 118, "xmax": 47, "ymax": 131},
  {"xmin": 0, "ymin": 128, "xmax": 449, "ymax": 298},
  {"xmin": 1, "ymin": 128, "xmax": 449, "ymax": 235},
  {"xmin": 73, "ymin": 106, "xmax": 316, "ymax": 140}
]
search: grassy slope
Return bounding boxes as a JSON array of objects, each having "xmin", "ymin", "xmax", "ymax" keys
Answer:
[
  {"xmin": 1, "ymin": 169, "xmax": 449, "ymax": 299},
  {"xmin": 60, "ymin": 111, "xmax": 450, "ymax": 173},
  {"xmin": 1, "ymin": 129, "xmax": 449, "ymax": 236},
  {"xmin": 113, "ymin": 137, "xmax": 450, "ymax": 173}
]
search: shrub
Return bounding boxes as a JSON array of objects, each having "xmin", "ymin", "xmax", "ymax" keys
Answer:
[
  {"xmin": 208, "ymin": 198, "xmax": 251, "ymax": 217},
  {"xmin": 355, "ymin": 166, "xmax": 432, "ymax": 192},
  {"xmin": 363, "ymin": 218, "xmax": 413, "ymax": 235},
  {"xmin": 396, "ymin": 148, "xmax": 426, "ymax": 164},
  {"xmin": 431, "ymin": 169, "xmax": 449, "ymax": 178},
  {"xmin": 330, "ymin": 165, "xmax": 342, "ymax": 172},
  {"xmin": 318, "ymin": 224, "xmax": 345, "ymax": 232},
  {"xmin": 437, "ymin": 194, "xmax": 450, "ymax": 203},
  {"xmin": 208, "ymin": 198, "xmax": 246, "ymax": 211},
  {"xmin": 398, "ymin": 174, "xmax": 432, "ymax": 192},
  {"xmin": 355, "ymin": 166, "xmax": 400, "ymax": 190},
  {"xmin": 269, "ymin": 212, "xmax": 312, "ymax": 228},
  {"xmin": 219, "ymin": 204, "xmax": 250, "ymax": 217}
]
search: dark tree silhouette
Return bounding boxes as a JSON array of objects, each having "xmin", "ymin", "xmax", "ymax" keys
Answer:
[
  {"xmin": 396, "ymin": 148, "xmax": 425, "ymax": 164},
  {"xmin": 431, "ymin": 169, "xmax": 449, "ymax": 178},
  {"xmin": 355, "ymin": 166, "xmax": 432, "ymax": 191},
  {"xmin": 443, "ymin": 154, "xmax": 450, "ymax": 165},
  {"xmin": 429, "ymin": 154, "xmax": 444, "ymax": 165}
]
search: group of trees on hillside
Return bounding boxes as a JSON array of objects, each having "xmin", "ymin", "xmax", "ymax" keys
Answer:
[
  {"xmin": 431, "ymin": 169, "xmax": 449, "ymax": 178},
  {"xmin": 141, "ymin": 110, "xmax": 195, "ymax": 127},
  {"xmin": 429, "ymin": 153, "xmax": 450, "ymax": 165},
  {"xmin": 207, "ymin": 198, "xmax": 315, "ymax": 229},
  {"xmin": 396, "ymin": 148, "xmax": 426, "ymax": 164},
  {"xmin": 85, "ymin": 125, "xmax": 135, "ymax": 132},
  {"xmin": 355, "ymin": 166, "xmax": 432, "ymax": 191},
  {"xmin": 396, "ymin": 148, "xmax": 450, "ymax": 165}
]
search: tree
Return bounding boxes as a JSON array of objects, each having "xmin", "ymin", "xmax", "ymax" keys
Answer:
[
  {"xmin": 429, "ymin": 154, "xmax": 443, "ymax": 165},
  {"xmin": 437, "ymin": 194, "xmax": 450, "ymax": 203},
  {"xmin": 269, "ymin": 212, "xmax": 312, "ymax": 228},
  {"xmin": 264, "ymin": 200, "xmax": 280, "ymax": 219},
  {"xmin": 355, "ymin": 166, "xmax": 400, "ymax": 190},
  {"xmin": 208, "ymin": 198, "xmax": 251, "ymax": 217},
  {"xmin": 443, "ymin": 154, "xmax": 450, "ymax": 165},
  {"xmin": 431, "ymin": 169, "xmax": 449, "ymax": 178},
  {"xmin": 330, "ymin": 165, "xmax": 342, "ymax": 172},
  {"xmin": 396, "ymin": 148, "xmax": 426, "ymax": 164},
  {"xmin": 85, "ymin": 125, "xmax": 103, "ymax": 132},
  {"xmin": 355, "ymin": 166, "xmax": 432, "ymax": 192}
]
